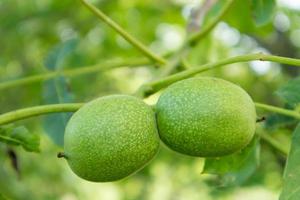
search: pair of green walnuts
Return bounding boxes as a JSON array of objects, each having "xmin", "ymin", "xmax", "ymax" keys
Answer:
[{"xmin": 61, "ymin": 77, "xmax": 256, "ymax": 182}]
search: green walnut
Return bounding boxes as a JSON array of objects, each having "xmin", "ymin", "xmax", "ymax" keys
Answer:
[
  {"xmin": 62, "ymin": 95, "xmax": 160, "ymax": 182},
  {"xmin": 156, "ymin": 77, "xmax": 256, "ymax": 157}
]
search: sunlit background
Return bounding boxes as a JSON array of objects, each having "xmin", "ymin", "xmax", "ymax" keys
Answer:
[{"xmin": 0, "ymin": 0, "xmax": 299, "ymax": 199}]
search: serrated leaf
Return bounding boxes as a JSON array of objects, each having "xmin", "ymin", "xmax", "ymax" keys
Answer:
[
  {"xmin": 0, "ymin": 126, "xmax": 40, "ymax": 152},
  {"xmin": 280, "ymin": 123, "xmax": 300, "ymax": 200},
  {"xmin": 276, "ymin": 77, "xmax": 300, "ymax": 108},
  {"xmin": 44, "ymin": 39, "xmax": 78, "ymax": 71},
  {"xmin": 203, "ymin": 137, "xmax": 260, "ymax": 186},
  {"xmin": 43, "ymin": 76, "xmax": 74, "ymax": 146},
  {"xmin": 251, "ymin": 0, "xmax": 276, "ymax": 27}
]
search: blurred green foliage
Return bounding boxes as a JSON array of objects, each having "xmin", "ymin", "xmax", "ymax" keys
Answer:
[{"xmin": 1, "ymin": 0, "xmax": 300, "ymax": 199}]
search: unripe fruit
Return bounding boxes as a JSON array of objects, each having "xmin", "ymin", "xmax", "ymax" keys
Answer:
[
  {"xmin": 156, "ymin": 77, "xmax": 256, "ymax": 157},
  {"xmin": 63, "ymin": 95, "xmax": 160, "ymax": 182}
]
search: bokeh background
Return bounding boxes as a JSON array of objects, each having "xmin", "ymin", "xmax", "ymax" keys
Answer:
[{"xmin": 0, "ymin": 0, "xmax": 300, "ymax": 199}]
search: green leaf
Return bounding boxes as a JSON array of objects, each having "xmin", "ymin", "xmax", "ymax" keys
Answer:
[
  {"xmin": 265, "ymin": 87, "xmax": 299, "ymax": 128},
  {"xmin": 280, "ymin": 123, "xmax": 300, "ymax": 200},
  {"xmin": 203, "ymin": 137, "xmax": 260, "ymax": 186},
  {"xmin": 44, "ymin": 39, "xmax": 78, "ymax": 71},
  {"xmin": 42, "ymin": 40, "xmax": 76, "ymax": 146},
  {"xmin": 0, "ymin": 126, "xmax": 40, "ymax": 152},
  {"xmin": 223, "ymin": 0, "xmax": 273, "ymax": 34},
  {"xmin": 43, "ymin": 76, "xmax": 74, "ymax": 146},
  {"xmin": 265, "ymin": 113, "xmax": 298, "ymax": 129},
  {"xmin": 266, "ymin": 77, "xmax": 300, "ymax": 129},
  {"xmin": 276, "ymin": 77, "xmax": 300, "ymax": 108},
  {"xmin": 251, "ymin": 0, "xmax": 276, "ymax": 27}
]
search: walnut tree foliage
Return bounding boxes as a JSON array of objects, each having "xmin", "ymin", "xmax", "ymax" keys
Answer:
[{"xmin": 0, "ymin": 0, "xmax": 300, "ymax": 199}]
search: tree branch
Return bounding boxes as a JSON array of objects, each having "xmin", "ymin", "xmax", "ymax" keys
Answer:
[
  {"xmin": 188, "ymin": 0, "xmax": 235, "ymax": 46},
  {"xmin": 0, "ymin": 101, "xmax": 299, "ymax": 126},
  {"xmin": 135, "ymin": 53, "xmax": 300, "ymax": 98},
  {"xmin": 257, "ymin": 132, "xmax": 289, "ymax": 156},
  {"xmin": 0, "ymin": 103, "xmax": 83, "ymax": 125},
  {"xmin": 0, "ymin": 58, "xmax": 149, "ymax": 91},
  {"xmin": 159, "ymin": 0, "xmax": 235, "ymax": 76},
  {"xmin": 79, "ymin": 0, "xmax": 167, "ymax": 65},
  {"xmin": 1, "ymin": 53, "xmax": 300, "ymax": 125},
  {"xmin": 255, "ymin": 103, "xmax": 300, "ymax": 120},
  {"xmin": 187, "ymin": 0, "xmax": 217, "ymax": 33}
]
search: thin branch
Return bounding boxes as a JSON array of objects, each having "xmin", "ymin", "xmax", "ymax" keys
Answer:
[
  {"xmin": 159, "ymin": 47, "xmax": 190, "ymax": 77},
  {"xmin": 135, "ymin": 53, "xmax": 300, "ymax": 98},
  {"xmin": 0, "ymin": 101, "xmax": 299, "ymax": 127},
  {"xmin": 159, "ymin": 0, "xmax": 235, "ymax": 76},
  {"xmin": 257, "ymin": 132, "xmax": 289, "ymax": 156},
  {"xmin": 188, "ymin": 0, "xmax": 235, "ymax": 46},
  {"xmin": 79, "ymin": 0, "xmax": 167, "ymax": 65},
  {"xmin": 0, "ymin": 58, "xmax": 149, "ymax": 91},
  {"xmin": 0, "ymin": 103, "xmax": 83, "ymax": 125},
  {"xmin": 187, "ymin": 0, "xmax": 217, "ymax": 32},
  {"xmin": 1, "ymin": 53, "xmax": 300, "ymax": 125},
  {"xmin": 255, "ymin": 103, "xmax": 300, "ymax": 120}
]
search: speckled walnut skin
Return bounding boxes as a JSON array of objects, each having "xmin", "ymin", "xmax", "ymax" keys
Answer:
[
  {"xmin": 156, "ymin": 77, "xmax": 256, "ymax": 157},
  {"xmin": 64, "ymin": 95, "xmax": 160, "ymax": 182}
]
